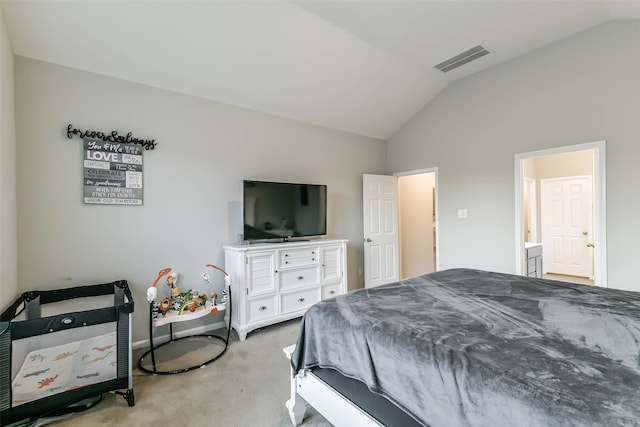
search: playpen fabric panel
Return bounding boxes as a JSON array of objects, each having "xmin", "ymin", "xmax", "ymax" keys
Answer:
[{"xmin": 12, "ymin": 331, "xmax": 117, "ymax": 406}]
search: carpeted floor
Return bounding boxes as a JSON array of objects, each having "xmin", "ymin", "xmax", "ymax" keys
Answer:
[{"xmin": 44, "ymin": 319, "xmax": 331, "ymax": 427}]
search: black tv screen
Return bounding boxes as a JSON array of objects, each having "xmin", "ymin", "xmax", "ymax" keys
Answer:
[{"xmin": 243, "ymin": 180, "xmax": 327, "ymax": 241}]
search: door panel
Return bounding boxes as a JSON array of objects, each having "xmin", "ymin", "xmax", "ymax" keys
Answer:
[
  {"xmin": 363, "ymin": 174, "xmax": 399, "ymax": 288},
  {"xmin": 542, "ymin": 176, "xmax": 593, "ymax": 278}
]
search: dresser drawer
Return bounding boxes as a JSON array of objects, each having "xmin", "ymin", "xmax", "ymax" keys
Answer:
[
  {"xmin": 321, "ymin": 283, "xmax": 341, "ymax": 300},
  {"xmin": 279, "ymin": 248, "xmax": 319, "ymax": 268},
  {"xmin": 247, "ymin": 295, "xmax": 277, "ymax": 322},
  {"xmin": 281, "ymin": 288, "xmax": 319, "ymax": 314},
  {"xmin": 279, "ymin": 266, "xmax": 320, "ymax": 291}
]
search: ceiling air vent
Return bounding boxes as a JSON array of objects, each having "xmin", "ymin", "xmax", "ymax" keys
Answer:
[{"xmin": 434, "ymin": 44, "xmax": 490, "ymax": 73}]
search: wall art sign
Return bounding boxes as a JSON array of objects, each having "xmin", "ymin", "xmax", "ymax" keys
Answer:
[
  {"xmin": 67, "ymin": 124, "xmax": 157, "ymax": 150},
  {"xmin": 83, "ymin": 138, "xmax": 143, "ymax": 205}
]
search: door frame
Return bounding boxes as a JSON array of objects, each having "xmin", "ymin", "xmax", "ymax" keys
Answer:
[
  {"xmin": 523, "ymin": 177, "xmax": 537, "ymax": 242},
  {"xmin": 514, "ymin": 140, "xmax": 607, "ymax": 286},
  {"xmin": 394, "ymin": 167, "xmax": 439, "ymax": 273}
]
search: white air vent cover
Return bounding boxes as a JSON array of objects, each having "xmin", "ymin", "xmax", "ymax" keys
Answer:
[{"xmin": 434, "ymin": 44, "xmax": 490, "ymax": 73}]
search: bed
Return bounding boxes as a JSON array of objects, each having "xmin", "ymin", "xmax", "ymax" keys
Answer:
[
  {"xmin": 0, "ymin": 280, "xmax": 135, "ymax": 426},
  {"xmin": 286, "ymin": 268, "xmax": 640, "ymax": 426}
]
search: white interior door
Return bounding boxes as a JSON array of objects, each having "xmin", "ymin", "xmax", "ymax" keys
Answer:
[
  {"xmin": 541, "ymin": 176, "xmax": 593, "ymax": 278},
  {"xmin": 363, "ymin": 174, "xmax": 399, "ymax": 288}
]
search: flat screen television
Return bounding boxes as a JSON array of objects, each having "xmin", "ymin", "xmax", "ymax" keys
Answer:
[{"xmin": 243, "ymin": 180, "xmax": 327, "ymax": 241}]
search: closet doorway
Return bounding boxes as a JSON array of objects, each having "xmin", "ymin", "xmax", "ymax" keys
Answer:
[
  {"xmin": 397, "ymin": 170, "xmax": 437, "ymax": 279},
  {"xmin": 362, "ymin": 168, "xmax": 438, "ymax": 287}
]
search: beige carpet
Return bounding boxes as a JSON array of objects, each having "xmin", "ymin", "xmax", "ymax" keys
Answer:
[{"xmin": 48, "ymin": 319, "xmax": 331, "ymax": 427}]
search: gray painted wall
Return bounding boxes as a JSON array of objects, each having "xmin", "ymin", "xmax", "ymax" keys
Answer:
[
  {"xmin": 7, "ymin": 19, "xmax": 640, "ymax": 345},
  {"xmin": 14, "ymin": 58, "xmax": 385, "ymax": 342},
  {"xmin": 387, "ymin": 20, "xmax": 640, "ymax": 291},
  {"xmin": 0, "ymin": 7, "xmax": 17, "ymax": 308}
]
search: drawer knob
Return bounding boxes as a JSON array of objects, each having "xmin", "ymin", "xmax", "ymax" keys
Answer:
[
  {"xmin": 329, "ymin": 290, "xmax": 335, "ymax": 295},
  {"xmin": 285, "ymin": 254, "xmax": 289, "ymax": 257},
  {"xmin": 297, "ymin": 276, "xmax": 304, "ymax": 280},
  {"xmin": 298, "ymin": 298, "xmax": 305, "ymax": 303},
  {"xmin": 285, "ymin": 261, "xmax": 289, "ymax": 264},
  {"xmin": 258, "ymin": 305, "xmax": 267, "ymax": 311},
  {"xmin": 311, "ymin": 258, "xmax": 315, "ymax": 261}
]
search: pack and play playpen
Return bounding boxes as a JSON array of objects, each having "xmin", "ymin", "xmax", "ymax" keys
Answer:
[{"xmin": 0, "ymin": 280, "xmax": 135, "ymax": 426}]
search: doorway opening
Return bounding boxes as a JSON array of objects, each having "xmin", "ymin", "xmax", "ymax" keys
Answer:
[
  {"xmin": 397, "ymin": 169, "xmax": 438, "ymax": 279},
  {"xmin": 514, "ymin": 141, "xmax": 607, "ymax": 286},
  {"xmin": 362, "ymin": 168, "xmax": 438, "ymax": 288}
]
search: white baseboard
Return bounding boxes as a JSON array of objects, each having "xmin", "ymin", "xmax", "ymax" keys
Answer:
[{"xmin": 132, "ymin": 320, "xmax": 228, "ymax": 350}]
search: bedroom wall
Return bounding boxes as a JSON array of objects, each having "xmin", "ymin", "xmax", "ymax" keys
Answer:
[
  {"xmin": 0, "ymin": 7, "xmax": 17, "ymax": 308},
  {"xmin": 530, "ymin": 150, "xmax": 594, "ymax": 179},
  {"xmin": 14, "ymin": 57, "xmax": 386, "ymax": 343},
  {"xmin": 387, "ymin": 20, "xmax": 640, "ymax": 292}
]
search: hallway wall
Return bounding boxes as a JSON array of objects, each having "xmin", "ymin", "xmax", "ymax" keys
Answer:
[{"xmin": 399, "ymin": 173, "xmax": 435, "ymax": 279}]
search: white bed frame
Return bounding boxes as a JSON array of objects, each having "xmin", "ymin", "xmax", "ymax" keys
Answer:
[{"xmin": 283, "ymin": 345, "xmax": 382, "ymax": 427}]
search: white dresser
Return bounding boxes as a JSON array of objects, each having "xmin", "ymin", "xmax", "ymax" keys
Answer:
[{"xmin": 224, "ymin": 239, "xmax": 348, "ymax": 341}]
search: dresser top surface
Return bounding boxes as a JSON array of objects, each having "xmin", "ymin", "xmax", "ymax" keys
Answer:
[{"xmin": 224, "ymin": 238, "xmax": 347, "ymax": 252}]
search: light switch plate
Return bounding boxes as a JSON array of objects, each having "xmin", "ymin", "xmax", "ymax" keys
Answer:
[{"xmin": 457, "ymin": 209, "xmax": 468, "ymax": 219}]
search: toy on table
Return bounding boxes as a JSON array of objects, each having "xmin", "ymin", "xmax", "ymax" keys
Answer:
[
  {"xmin": 205, "ymin": 263, "xmax": 230, "ymax": 305},
  {"xmin": 146, "ymin": 264, "xmax": 231, "ymax": 319}
]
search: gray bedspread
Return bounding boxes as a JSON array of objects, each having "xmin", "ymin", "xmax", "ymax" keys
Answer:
[{"xmin": 291, "ymin": 268, "xmax": 640, "ymax": 426}]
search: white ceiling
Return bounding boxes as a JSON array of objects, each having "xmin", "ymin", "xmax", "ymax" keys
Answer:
[{"xmin": 2, "ymin": 1, "xmax": 639, "ymax": 139}]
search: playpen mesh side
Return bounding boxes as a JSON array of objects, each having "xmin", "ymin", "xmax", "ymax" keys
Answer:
[
  {"xmin": 115, "ymin": 286, "xmax": 132, "ymax": 387},
  {"xmin": 0, "ymin": 323, "xmax": 10, "ymax": 411}
]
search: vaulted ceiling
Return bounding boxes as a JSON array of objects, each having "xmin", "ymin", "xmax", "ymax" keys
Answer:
[{"xmin": 2, "ymin": 1, "xmax": 639, "ymax": 139}]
